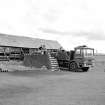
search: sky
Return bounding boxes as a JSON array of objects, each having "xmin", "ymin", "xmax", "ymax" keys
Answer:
[{"xmin": 0, "ymin": 0, "xmax": 105, "ymax": 53}]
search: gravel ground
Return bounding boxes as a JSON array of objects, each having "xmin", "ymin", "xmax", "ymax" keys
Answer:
[{"xmin": 0, "ymin": 67, "xmax": 105, "ymax": 105}]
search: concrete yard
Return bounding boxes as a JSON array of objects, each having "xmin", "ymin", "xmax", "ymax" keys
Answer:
[{"xmin": 0, "ymin": 64, "xmax": 105, "ymax": 105}]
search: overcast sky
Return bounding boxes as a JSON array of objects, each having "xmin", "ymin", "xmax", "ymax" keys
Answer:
[{"xmin": 0, "ymin": 0, "xmax": 105, "ymax": 53}]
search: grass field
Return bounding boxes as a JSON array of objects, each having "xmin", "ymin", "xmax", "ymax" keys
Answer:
[
  {"xmin": 0, "ymin": 66, "xmax": 105, "ymax": 105},
  {"xmin": 0, "ymin": 55, "xmax": 105, "ymax": 105}
]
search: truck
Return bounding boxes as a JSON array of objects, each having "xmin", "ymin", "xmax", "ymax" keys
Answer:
[{"xmin": 51, "ymin": 45, "xmax": 94, "ymax": 72}]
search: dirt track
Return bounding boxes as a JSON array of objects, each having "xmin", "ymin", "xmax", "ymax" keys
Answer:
[{"xmin": 0, "ymin": 67, "xmax": 105, "ymax": 105}]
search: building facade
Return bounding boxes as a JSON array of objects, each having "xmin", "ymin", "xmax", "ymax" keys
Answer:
[{"xmin": 0, "ymin": 33, "xmax": 62, "ymax": 61}]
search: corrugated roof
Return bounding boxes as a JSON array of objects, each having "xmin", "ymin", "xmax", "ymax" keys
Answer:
[{"xmin": 0, "ymin": 33, "xmax": 62, "ymax": 49}]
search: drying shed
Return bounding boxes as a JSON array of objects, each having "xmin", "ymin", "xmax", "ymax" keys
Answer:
[{"xmin": 0, "ymin": 33, "xmax": 63, "ymax": 70}]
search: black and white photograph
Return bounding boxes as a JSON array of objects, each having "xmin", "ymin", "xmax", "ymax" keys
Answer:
[{"xmin": 0, "ymin": 0, "xmax": 105, "ymax": 105}]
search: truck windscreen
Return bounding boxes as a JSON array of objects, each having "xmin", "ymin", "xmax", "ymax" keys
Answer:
[{"xmin": 81, "ymin": 49, "xmax": 94, "ymax": 57}]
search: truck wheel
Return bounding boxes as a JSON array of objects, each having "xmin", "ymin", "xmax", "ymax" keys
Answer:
[
  {"xmin": 82, "ymin": 67, "xmax": 89, "ymax": 72},
  {"xmin": 69, "ymin": 62, "xmax": 78, "ymax": 72}
]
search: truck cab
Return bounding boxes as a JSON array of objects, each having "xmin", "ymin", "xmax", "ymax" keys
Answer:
[{"xmin": 69, "ymin": 45, "xmax": 94, "ymax": 71}]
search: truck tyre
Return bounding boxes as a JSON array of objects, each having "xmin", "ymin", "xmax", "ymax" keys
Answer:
[
  {"xmin": 69, "ymin": 62, "xmax": 78, "ymax": 72},
  {"xmin": 82, "ymin": 67, "xmax": 89, "ymax": 72}
]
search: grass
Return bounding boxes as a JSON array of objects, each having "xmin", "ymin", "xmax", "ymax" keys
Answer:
[
  {"xmin": 0, "ymin": 55, "xmax": 105, "ymax": 105},
  {"xmin": 0, "ymin": 68, "xmax": 105, "ymax": 105}
]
